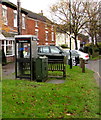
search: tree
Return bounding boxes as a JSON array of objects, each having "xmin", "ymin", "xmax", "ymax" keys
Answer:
[
  {"xmin": 98, "ymin": 1, "xmax": 101, "ymax": 42},
  {"xmin": 83, "ymin": 1, "xmax": 100, "ymax": 47},
  {"xmin": 50, "ymin": 0, "xmax": 89, "ymax": 50},
  {"xmin": 0, "ymin": 18, "xmax": 10, "ymax": 33}
]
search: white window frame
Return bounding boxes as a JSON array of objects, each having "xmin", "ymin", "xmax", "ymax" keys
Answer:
[
  {"xmin": 35, "ymin": 29, "xmax": 39, "ymax": 40},
  {"xmin": 2, "ymin": 5, "xmax": 7, "ymax": 25},
  {"xmin": 52, "ymin": 32, "xmax": 54, "ymax": 41},
  {"xmin": 22, "ymin": 14, "xmax": 25, "ymax": 29},
  {"xmin": 45, "ymin": 43, "xmax": 48, "ymax": 45},
  {"xmin": 45, "ymin": 31, "xmax": 48, "ymax": 41},
  {"xmin": 51, "ymin": 25, "xmax": 54, "ymax": 31},
  {"xmin": 14, "ymin": 10, "xmax": 17, "ymax": 27},
  {"xmin": 45, "ymin": 24, "xmax": 48, "ymax": 29},
  {"xmin": 2, "ymin": 40, "xmax": 15, "ymax": 56},
  {"xmin": 35, "ymin": 21, "xmax": 39, "ymax": 27}
]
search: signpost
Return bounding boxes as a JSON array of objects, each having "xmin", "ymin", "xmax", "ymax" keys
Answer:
[
  {"xmin": 69, "ymin": 0, "xmax": 72, "ymax": 69},
  {"xmin": 17, "ymin": 0, "xmax": 21, "ymax": 35}
]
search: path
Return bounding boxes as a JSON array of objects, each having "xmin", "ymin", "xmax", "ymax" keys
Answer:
[
  {"xmin": 2, "ymin": 63, "xmax": 15, "ymax": 79},
  {"xmin": 86, "ymin": 59, "xmax": 101, "ymax": 87}
]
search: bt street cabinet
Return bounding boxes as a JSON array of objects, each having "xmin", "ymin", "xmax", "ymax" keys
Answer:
[{"xmin": 15, "ymin": 35, "xmax": 38, "ymax": 80}]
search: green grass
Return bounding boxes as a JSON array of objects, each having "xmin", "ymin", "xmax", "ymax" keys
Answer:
[
  {"xmin": 2, "ymin": 66, "xmax": 100, "ymax": 118},
  {"xmin": 90, "ymin": 55, "xmax": 101, "ymax": 60}
]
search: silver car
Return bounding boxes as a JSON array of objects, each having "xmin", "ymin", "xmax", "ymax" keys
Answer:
[{"xmin": 63, "ymin": 49, "xmax": 80, "ymax": 66}]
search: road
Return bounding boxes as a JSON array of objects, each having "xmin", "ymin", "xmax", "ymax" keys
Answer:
[{"xmin": 86, "ymin": 59, "xmax": 101, "ymax": 87}]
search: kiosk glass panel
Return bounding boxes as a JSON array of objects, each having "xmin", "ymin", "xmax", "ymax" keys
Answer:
[{"xmin": 16, "ymin": 40, "xmax": 31, "ymax": 79}]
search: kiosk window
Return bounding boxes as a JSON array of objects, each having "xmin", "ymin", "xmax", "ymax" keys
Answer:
[{"xmin": 17, "ymin": 42, "xmax": 30, "ymax": 58}]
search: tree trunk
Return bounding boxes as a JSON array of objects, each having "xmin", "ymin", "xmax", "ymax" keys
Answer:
[
  {"xmin": 74, "ymin": 36, "xmax": 78, "ymax": 50},
  {"xmin": 91, "ymin": 36, "xmax": 94, "ymax": 45},
  {"xmin": 95, "ymin": 33, "xmax": 99, "ymax": 48}
]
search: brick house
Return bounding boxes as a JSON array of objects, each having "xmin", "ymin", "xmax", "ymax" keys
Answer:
[{"xmin": 0, "ymin": 0, "xmax": 55, "ymax": 62}]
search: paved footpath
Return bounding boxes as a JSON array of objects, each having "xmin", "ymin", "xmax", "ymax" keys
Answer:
[
  {"xmin": 2, "ymin": 60, "xmax": 100, "ymax": 85},
  {"xmin": 2, "ymin": 62, "xmax": 65, "ymax": 84},
  {"xmin": 86, "ymin": 59, "xmax": 101, "ymax": 87},
  {"xmin": 2, "ymin": 62, "xmax": 15, "ymax": 79}
]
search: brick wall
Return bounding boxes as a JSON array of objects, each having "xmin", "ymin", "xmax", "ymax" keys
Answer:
[
  {"xmin": 0, "ymin": 4, "xmax": 2, "ymax": 31},
  {"xmin": 1, "ymin": 2, "xmax": 56, "ymax": 63},
  {"xmin": 0, "ymin": 2, "xmax": 56, "ymax": 45},
  {"xmin": 7, "ymin": 7, "xmax": 14, "ymax": 28},
  {"xmin": 38, "ymin": 21, "xmax": 46, "ymax": 45},
  {"xmin": 26, "ymin": 18, "xmax": 55, "ymax": 45},
  {"xmin": 6, "ymin": 56, "xmax": 15, "ymax": 63},
  {"xmin": 26, "ymin": 18, "xmax": 35, "ymax": 35}
]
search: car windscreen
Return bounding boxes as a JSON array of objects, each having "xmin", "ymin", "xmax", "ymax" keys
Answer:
[
  {"xmin": 71, "ymin": 50, "xmax": 79, "ymax": 56},
  {"xmin": 38, "ymin": 46, "xmax": 49, "ymax": 53},
  {"xmin": 50, "ymin": 46, "xmax": 61, "ymax": 54}
]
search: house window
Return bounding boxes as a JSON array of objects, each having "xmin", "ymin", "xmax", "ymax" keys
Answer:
[
  {"xmin": 22, "ymin": 14, "xmax": 25, "ymax": 29},
  {"xmin": 35, "ymin": 29, "xmax": 39, "ymax": 40},
  {"xmin": 14, "ymin": 10, "xmax": 17, "ymax": 27},
  {"xmin": 2, "ymin": 5, "xmax": 7, "ymax": 25},
  {"xmin": 52, "ymin": 32, "xmax": 54, "ymax": 41},
  {"xmin": 2, "ymin": 40, "xmax": 14, "ymax": 56},
  {"xmin": 51, "ymin": 25, "xmax": 54, "ymax": 31},
  {"xmin": 45, "ymin": 31, "xmax": 48, "ymax": 41},
  {"xmin": 45, "ymin": 24, "xmax": 48, "ymax": 29},
  {"xmin": 35, "ymin": 21, "xmax": 39, "ymax": 27}
]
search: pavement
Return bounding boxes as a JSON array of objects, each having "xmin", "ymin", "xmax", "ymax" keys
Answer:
[
  {"xmin": 2, "ymin": 62, "xmax": 15, "ymax": 79},
  {"xmin": 2, "ymin": 62, "xmax": 65, "ymax": 84},
  {"xmin": 85, "ymin": 59, "xmax": 101, "ymax": 87}
]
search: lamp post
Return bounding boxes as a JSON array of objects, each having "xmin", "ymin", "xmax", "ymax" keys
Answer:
[
  {"xmin": 17, "ymin": 0, "xmax": 21, "ymax": 35},
  {"xmin": 69, "ymin": 0, "xmax": 72, "ymax": 69}
]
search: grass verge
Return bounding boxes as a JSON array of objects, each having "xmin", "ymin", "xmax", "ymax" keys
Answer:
[
  {"xmin": 90, "ymin": 55, "xmax": 101, "ymax": 61},
  {"xmin": 2, "ymin": 66, "xmax": 100, "ymax": 118}
]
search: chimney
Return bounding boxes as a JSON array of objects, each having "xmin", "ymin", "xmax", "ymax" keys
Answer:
[{"xmin": 40, "ymin": 10, "xmax": 43, "ymax": 16}]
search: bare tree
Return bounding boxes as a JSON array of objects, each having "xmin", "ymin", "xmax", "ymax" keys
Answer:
[
  {"xmin": 50, "ymin": 0, "xmax": 89, "ymax": 50},
  {"xmin": 83, "ymin": 1, "xmax": 100, "ymax": 47}
]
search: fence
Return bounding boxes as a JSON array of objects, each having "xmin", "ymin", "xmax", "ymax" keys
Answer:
[{"xmin": 48, "ymin": 57, "xmax": 66, "ymax": 77}]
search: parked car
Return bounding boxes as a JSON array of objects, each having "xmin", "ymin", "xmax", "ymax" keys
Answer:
[
  {"xmin": 63, "ymin": 49, "xmax": 80, "ymax": 66},
  {"xmin": 75, "ymin": 50, "xmax": 89, "ymax": 61},
  {"xmin": 63, "ymin": 49, "xmax": 89, "ymax": 65},
  {"xmin": 37, "ymin": 45, "xmax": 67, "ymax": 62}
]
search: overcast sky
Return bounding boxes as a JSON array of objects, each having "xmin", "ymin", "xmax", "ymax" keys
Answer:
[
  {"xmin": 9, "ymin": 0, "xmax": 59, "ymax": 18},
  {"xmin": 9, "ymin": 0, "xmax": 100, "ymax": 18}
]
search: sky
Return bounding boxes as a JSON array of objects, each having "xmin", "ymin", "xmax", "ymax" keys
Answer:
[
  {"xmin": 9, "ymin": 0, "xmax": 100, "ymax": 19},
  {"xmin": 9, "ymin": 0, "xmax": 59, "ymax": 18}
]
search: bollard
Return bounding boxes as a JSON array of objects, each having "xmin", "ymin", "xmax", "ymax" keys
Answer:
[
  {"xmin": 80, "ymin": 58, "xmax": 85, "ymax": 73},
  {"xmin": 82, "ymin": 59, "xmax": 85, "ymax": 73},
  {"xmin": 80, "ymin": 58, "xmax": 82, "ymax": 68}
]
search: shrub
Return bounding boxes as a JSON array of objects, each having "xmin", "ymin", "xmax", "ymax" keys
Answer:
[
  {"xmin": 85, "ymin": 43, "xmax": 93, "ymax": 47},
  {"xmin": 84, "ymin": 42, "xmax": 101, "ymax": 55},
  {"xmin": 83, "ymin": 46, "xmax": 89, "ymax": 53},
  {"xmin": 61, "ymin": 44, "xmax": 69, "ymax": 48}
]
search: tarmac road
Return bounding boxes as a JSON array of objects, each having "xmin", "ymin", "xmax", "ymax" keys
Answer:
[{"xmin": 86, "ymin": 59, "xmax": 101, "ymax": 87}]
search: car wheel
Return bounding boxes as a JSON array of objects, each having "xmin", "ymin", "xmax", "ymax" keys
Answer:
[{"xmin": 72, "ymin": 59, "xmax": 76, "ymax": 66}]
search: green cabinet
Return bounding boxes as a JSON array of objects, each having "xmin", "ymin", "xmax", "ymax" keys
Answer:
[{"xmin": 33, "ymin": 56, "xmax": 48, "ymax": 82}]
